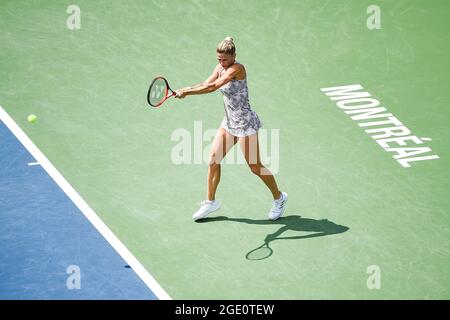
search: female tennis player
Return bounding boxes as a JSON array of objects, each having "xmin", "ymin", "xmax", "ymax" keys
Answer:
[{"xmin": 175, "ymin": 37, "xmax": 287, "ymax": 221}]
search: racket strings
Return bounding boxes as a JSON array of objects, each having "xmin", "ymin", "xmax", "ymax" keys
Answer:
[{"xmin": 149, "ymin": 78, "xmax": 168, "ymax": 106}]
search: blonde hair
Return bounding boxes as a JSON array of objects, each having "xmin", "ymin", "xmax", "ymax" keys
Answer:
[{"xmin": 216, "ymin": 36, "xmax": 236, "ymax": 55}]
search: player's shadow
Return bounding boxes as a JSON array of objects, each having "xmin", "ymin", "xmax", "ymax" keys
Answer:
[{"xmin": 198, "ymin": 215, "xmax": 349, "ymax": 260}]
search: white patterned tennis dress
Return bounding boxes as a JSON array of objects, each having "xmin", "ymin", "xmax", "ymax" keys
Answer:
[{"xmin": 219, "ymin": 63, "xmax": 262, "ymax": 137}]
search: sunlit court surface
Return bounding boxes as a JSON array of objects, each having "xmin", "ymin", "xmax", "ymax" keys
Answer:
[{"xmin": 0, "ymin": 0, "xmax": 449, "ymax": 304}]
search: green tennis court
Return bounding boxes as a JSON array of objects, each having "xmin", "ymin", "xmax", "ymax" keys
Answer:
[{"xmin": 1, "ymin": 0, "xmax": 449, "ymax": 299}]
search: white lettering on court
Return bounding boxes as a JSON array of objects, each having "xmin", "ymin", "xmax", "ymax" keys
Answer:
[{"xmin": 320, "ymin": 84, "xmax": 439, "ymax": 168}]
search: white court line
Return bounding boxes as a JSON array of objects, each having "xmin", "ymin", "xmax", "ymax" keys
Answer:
[
  {"xmin": 0, "ymin": 106, "xmax": 171, "ymax": 300},
  {"xmin": 28, "ymin": 162, "xmax": 40, "ymax": 166}
]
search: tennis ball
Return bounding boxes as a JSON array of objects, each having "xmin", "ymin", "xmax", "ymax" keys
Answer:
[{"xmin": 27, "ymin": 114, "xmax": 37, "ymax": 123}]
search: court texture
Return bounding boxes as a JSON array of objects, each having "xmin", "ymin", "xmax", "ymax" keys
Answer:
[{"xmin": 0, "ymin": 0, "xmax": 449, "ymax": 299}]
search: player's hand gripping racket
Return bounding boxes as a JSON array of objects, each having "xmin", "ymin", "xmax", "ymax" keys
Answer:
[{"xmin": 147, "ymin": 76, "xmax": 177, "ymax": 107}]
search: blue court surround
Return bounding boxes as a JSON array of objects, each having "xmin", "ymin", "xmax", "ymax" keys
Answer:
[{"xmin": 0, "ymin": 121, "xmax": 157, "ymax": 299}]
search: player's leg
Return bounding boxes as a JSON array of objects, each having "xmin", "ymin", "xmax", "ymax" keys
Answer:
[
  {"xmin": 193, "ymin": 127, "xmax": 237, "ymax": 220},
  {"xmin": 207, "ymin": 127, "xmax": 238, "ymax": 200},
  {"xmin": 238, "ymin": 133, "xmax": 281, "ymax": 199},
  {"xmin": 239, "ymin": 133, "xmax": 287, "ymax": 220}
]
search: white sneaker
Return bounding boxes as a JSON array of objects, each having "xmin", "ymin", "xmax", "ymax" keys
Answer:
[
  {"xmin": 193, "ymin": 200, "xmax": 220, "ymax": 220},
  {"xmin": 268, "ymin": 192, "xmax": 288, "ymax": 220}
]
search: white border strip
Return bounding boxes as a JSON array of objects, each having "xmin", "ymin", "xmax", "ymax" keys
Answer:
[{"xmin": 0, "ymin": 106, "xmax": 171, "ymax": 300}]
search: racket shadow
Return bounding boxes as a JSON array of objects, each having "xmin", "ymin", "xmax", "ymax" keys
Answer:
[{"xmin": 198, "ymin": 215, "xmax": 349, "ymax": 260}]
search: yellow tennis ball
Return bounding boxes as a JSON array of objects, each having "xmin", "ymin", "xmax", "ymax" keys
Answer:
[{"xmin": 28, "ymin": 114, "xmax": 37, "ymax": 123}]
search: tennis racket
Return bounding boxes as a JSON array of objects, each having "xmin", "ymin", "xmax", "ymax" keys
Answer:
[{"xmin": 147, "ymin": 76, "xmax": 177, "ymax": 107}]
